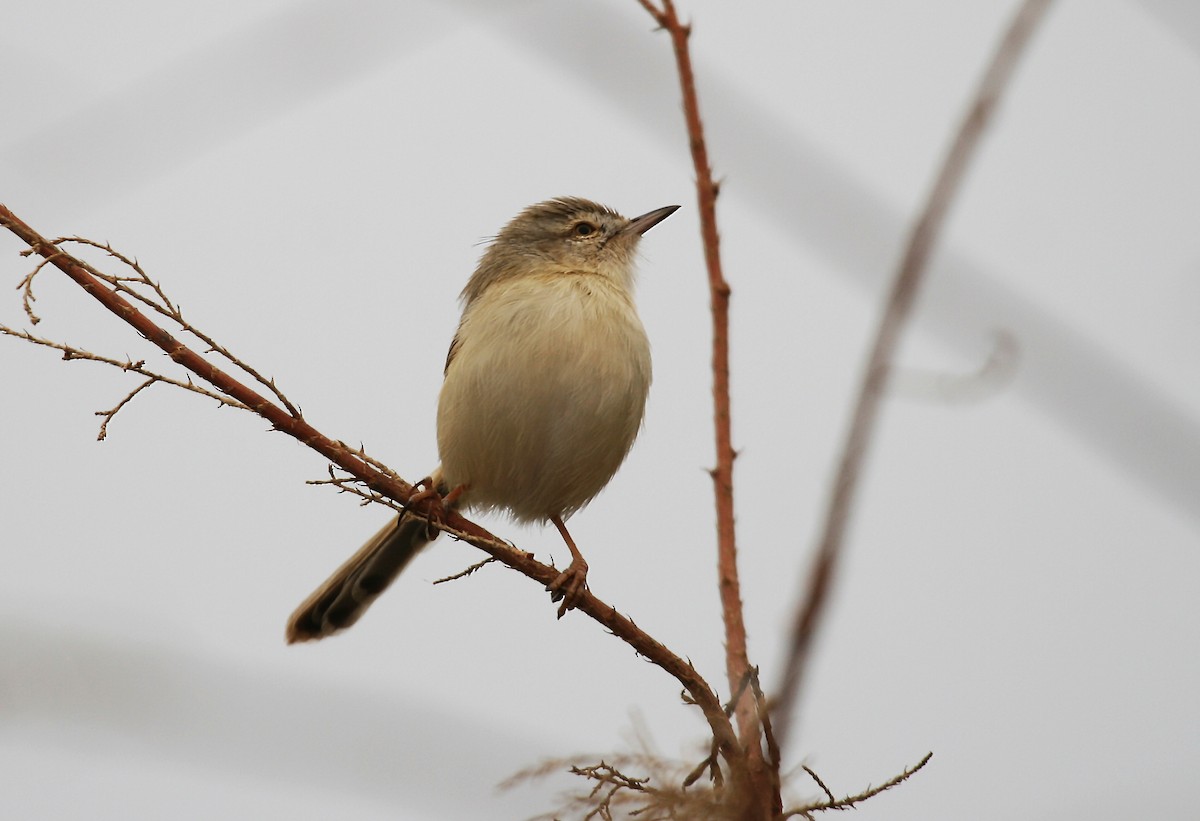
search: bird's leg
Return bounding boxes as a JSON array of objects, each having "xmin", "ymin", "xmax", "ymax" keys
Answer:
[
  {"xmin": 406, "ymin": 477, "xmax": 467, "ymax": 539},
  {"xmin": 546, "ymin": 515, "xmax": 589, "ymax": 618}
]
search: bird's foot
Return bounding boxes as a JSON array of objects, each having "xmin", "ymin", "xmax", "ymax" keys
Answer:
[
  {"xmin": 406, "ymin": 477, "xmax": 465, "ymax": 539},
  {"xmin": 546, "ymin": 556, "xmax": 589, "ymax": 618}
]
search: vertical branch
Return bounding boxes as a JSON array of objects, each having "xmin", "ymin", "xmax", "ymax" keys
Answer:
[
  {"xmin": 637, "ymin": 0, "xmax": 771, "ymax": 814},
  {"xmin": 773, "ymin": 0, "xmax": 1055, "ymax": 750}
]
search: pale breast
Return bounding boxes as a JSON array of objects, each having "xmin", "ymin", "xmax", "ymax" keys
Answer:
[{"xmin": 436, "ymin": 272, "xmax": 651, "ymax": 522}]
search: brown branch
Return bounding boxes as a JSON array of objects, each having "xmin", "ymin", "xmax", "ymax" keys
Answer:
[
  {"xmin": 783, "ymin": 752, "xmax": 933, "ymax": 818},
  {"xmin": 773, "ymin": 0, "xmax": 1055, "ymax": 750},
  {"xmin": 0, "ymin": 202, "xmax": 742, "ymax": 777},
  {"xmin": 306, "ymin": 469, "xmax": 408, "ymax": 513},
  {"xmin": 636, "ymin": 2, "xmax": 766, "ymax": 814}
]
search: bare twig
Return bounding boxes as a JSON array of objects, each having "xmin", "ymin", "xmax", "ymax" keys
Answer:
[
  {"xmin": 682, "ymin": 744, "xmax": 720, "ymax": 789},
  {"xmin": 507, "ymin": 753, "xmax": 733, "ymax": 821},
  {"xmin": 0, "ymin": 203, "xmax": 742, "ymax": 777},
  {"xmin": 306, "ymin": 468, "xmax": 408, "ymax": 513},
  {"xmin": 95, "ymin": 376, "xmax": 158, "ymax": 441},
  {"xmin": 0, "ymin": 324, "xmax": 250, "ymax": 431},
  {"xmin": 773, "ymin": 0, "xmax": 1055, "ymax": 750},
  {"xmin": 432, "ymin": 557, "xmax": 497, "ymax": 585},
  {"xmin": 783, "ymin": 752, "xmax": 933, "ymax": 818},
  {"xmin": 49, "ymin": 236, "xmax": 302, "ymax": 418},
  {"xmin": 636, "ymin": 1, "xmax": 766, "ymax": 813},
  {"xmin": 800, "ymin": 766, "xmax": 836, "ymax": 805},
  {"xmin": 15, "ymin": 255, "xmax": 58, "ymax": 325},
  {"xmin": 748, "ymin": 669, "xmax": 781, "ymax": 796}
]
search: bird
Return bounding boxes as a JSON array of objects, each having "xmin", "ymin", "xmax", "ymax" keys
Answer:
[{"xmin": 286, "ymin": 196, "xmax": 679, "ymax": 643}]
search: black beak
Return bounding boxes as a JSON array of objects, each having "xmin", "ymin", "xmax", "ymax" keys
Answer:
[{"xmin": 625, "ymin": 204, "xmax": 681, "ymax": 236}]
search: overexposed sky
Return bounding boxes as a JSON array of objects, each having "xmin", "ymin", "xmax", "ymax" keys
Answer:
[{"xmin": 2, "ymin": 2, "xmax": 1197, "ymax": 819}]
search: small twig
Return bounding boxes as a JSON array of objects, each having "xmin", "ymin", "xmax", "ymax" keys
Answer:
[
  {"xmin": 635, "ymin": 1, "xmax": 764, "ymax": 811},
  {"xmin": 0, "ymin": 324, "xmax": 249, "ymax": 423},
  {"xmin": 724, "ymin": 668, "xmax": 755, "ymax": 718},
  {"xmin": 634, "ymin": 0, "xmax": 667, "ymax": 26},
  {"xmin": 568, "ymin": 761, "xmax": 656, "ymax": 821},
  {"xmin": 52, "ymin": 236, "xmax": 302, "ymax": 418},
  {"xmin": 801, "ymin": 765, "xmax": 836, "ymax": 805},
  {"xmin": 432, "ymin": 557, "xmax": 497, "ymax": 585},
  {"xmin": 681, "ymin": 746, "xmax": 717, "ymax": 789},
  {"xmin": 306, "ymin": 468, "xmax": 407, "ymax": 513},
  {"xmin": 773, "ymin": 0, "xmax": 1055, "ymax": 750},
  {"xmin": 95, "ymin": 376, "xmax": 158, "ymax": 441},
  {"xmin": 571, "ymin": 761, "xmax": 653, "ymax": 793},
  {"xmin": 681, "ymin": 666, "xmax": 754, "ymax": 790},
  {"xmin": 749, "ymin": 668, "xmax": 782, "ymax": 793},
  {"xmin": 784, "ymin": 752, "xmax": 933, "ymax": 817},
  {"xmin": 15, "ymin": 255, "xmax": 58, "ymax": 325}
]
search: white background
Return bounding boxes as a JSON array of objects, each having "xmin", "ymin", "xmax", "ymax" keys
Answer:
[{"xmin": 2, "ymin": 1, "xmax": 1197, "ymax": 818}]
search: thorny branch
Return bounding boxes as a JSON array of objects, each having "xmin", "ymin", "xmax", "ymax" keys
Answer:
[
  {"xmin": 773, "ymin": 0, "xmax": 1056, "ymax": 749},
  {"xmin": 0, "ymin": 202, "xmax": 743, "ymax": 785},
  {"xmin": 635, "ymin": 1, "xmax": 767, "ymax": 814}
]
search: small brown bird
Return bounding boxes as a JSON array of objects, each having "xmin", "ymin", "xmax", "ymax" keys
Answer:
[{"xmin": 286, "ymin": 197, "xmax": 678, "ymax": 643}]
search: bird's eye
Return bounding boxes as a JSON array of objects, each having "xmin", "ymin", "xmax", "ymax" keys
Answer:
[{"xmin": 574, "ymin": 222, "xmax": 596, "ymax": 237}]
